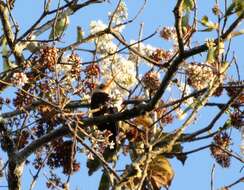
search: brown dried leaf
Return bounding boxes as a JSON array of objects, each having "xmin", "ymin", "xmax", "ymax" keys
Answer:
[{"xmin": 148, "ymin": 156, "xmax": 174, "ymax": 189}]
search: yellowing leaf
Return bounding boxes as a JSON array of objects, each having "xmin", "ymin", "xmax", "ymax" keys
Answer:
[
  {"xmin": 201, "ymin": 16, "xmax": 218, "ymax": 31},
  {"xmin": 148, "ymin": 156, "xmax": 174, "ymax": 189},
  {"xmin": 206, "ymin": 46, "xmax": 217, "ymax": 64},
  {"xmin": 133, "ymin": 114, "xmax": 153, "ymax": 128}
]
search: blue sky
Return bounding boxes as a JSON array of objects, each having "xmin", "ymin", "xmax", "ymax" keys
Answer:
[{"xmin": 0, "ymin": 0, "xmax": 243, "ymax": 189}]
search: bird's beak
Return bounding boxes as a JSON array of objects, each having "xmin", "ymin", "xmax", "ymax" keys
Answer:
[{"xmin": 103, "ymin": 73, "xmax": 117, "ymax": 91}]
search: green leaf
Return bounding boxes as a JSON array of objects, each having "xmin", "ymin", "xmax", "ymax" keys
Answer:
[
  {"xmin": 182, "ymin": 13, "xmax": 190, "ymax": 28},
  {"xmin": 206, "ymin": 46, "xmax": 217, "ymax": 64},
  {"xmin": 182, "ymin": 0, "xmax": 194, "ymax": 12},
  {"xmin": 98, "ymin": 172, "xmax": 110, "ymax": 190},
  {"xmin": 226, "ymin": 0, "xmax": 244, "ymax": 17},
  {"xmin": 200, "ymin": 16, "xmax": 218, "ymax": 31},
  {"xmin": 76, "ymin": 26, "xmax": 84, "ymax": 42},
  {"xmin": 49, "ymin": 14, "xmax": 70, "ymax": 40},
  {"xmin": 234, "ymin": 0, "xmax": 244, "ymax": 17}
]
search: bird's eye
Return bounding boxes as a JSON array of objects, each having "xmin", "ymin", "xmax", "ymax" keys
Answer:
[{"xmin": 99, "ymin": 84, "xmax": 106, "ymax": 89}]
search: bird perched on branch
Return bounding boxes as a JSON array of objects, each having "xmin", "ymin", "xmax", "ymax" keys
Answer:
[
  {"xmin": 87, "ymin": 77, "xmax": 119, "ymax": 175},
  {"xmin": 90, "ymin": 78, "xmax": 119, "ymax": 143}
]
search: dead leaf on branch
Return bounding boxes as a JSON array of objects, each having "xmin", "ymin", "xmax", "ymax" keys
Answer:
[
  {"xmin": 148, "ymin": 155, "xmax": 174, "ymax": 190},
  {"xmin": 133, "ymin": 114, "xmax": 153, "ymax": 128}
]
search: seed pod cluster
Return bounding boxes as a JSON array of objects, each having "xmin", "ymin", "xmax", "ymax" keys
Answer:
[
  {"xmin": 210, "ymin": 132, "xmax": 231, "ymax": 168},
  {"xmin": 150, "ymin": 49, "xmax": 173, "ymax": 63},
  {"xmin": 39, "ymin": 47, "xmax": 58, "ymax": 70},
  {"xmin": 85, "ymin": 64, "xmax": 100, "ymax": 78},
  {"xmin": 142, "ymin": 71, "xmax": 160, "ymax": 92}
]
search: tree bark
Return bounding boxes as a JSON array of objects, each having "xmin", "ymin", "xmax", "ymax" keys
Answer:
[{"xmin": 8, "ymin": 160, "xmax": 24, "ymax": 190}]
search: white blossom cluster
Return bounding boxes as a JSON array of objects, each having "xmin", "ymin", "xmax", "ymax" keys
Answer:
[
  {"xmin": 101, "ymin": 55, "xmax": 137, "ymax": 98},
  {"xmin": 12, "ymin": 72, "xmax": 29, "ymax": 87},
  {"xmin": 89, "ymin": 20, "xmax": 117, "ymax": 54},
  {"xmin": 85, "ymin": 129, "xmax": 115, "ymax": 160},
  {"xmin": 90, "ymin": 20, "xmax": 108, "ymax": 34}
]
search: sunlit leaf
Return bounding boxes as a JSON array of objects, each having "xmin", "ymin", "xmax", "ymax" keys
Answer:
[
  {"xmin": 182, "ymin": 0, "xmax": 194, "ymax": 12},
  {"xmin": 148, "ymin": 156, "xmax": 174, "ymax": 189},
  {"xmin": 133, "ymin": 114, "xmax": 153, "ymax": 128},
  {"xmin": 200, "ymin": 16, "xmax": 218, "ymax": 31},
  {"xmin": 76, "ymin": 26, "xmax": 84, "ymax": 42},
  {"xmin": 182, "ymin": 13, "xmax": 190, "ymax": 28},
  {"xmin": 206, "ymin": 46, "xmax": 216, "ymax": 64}
]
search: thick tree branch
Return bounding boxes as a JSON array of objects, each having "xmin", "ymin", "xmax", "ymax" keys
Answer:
[
  {"xmin": 174, "ymin": 0, "xmax": 184, "ymax": 53},
  {"xmin": 0, "ymin": 1, "xmax": 23, "ymax": 64},
  {"xmin": 17, "ymin": 126, "xmax": 69, "ymax": 163}
]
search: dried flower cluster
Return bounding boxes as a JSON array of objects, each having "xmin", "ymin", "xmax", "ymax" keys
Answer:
[
  {"xmin": 142, "ymin": 71, "xmax": 160, "ymax": 93},
  {"xmin": 226, "ymin": 81, "xmax": 244, "ymax": 105},
  {"xmin": 46, "ymin": 171, "xmax": 65, "ymax": 189},
  {"xmin": 185, "ymin": 63, "xmax": 215, "ymax": 90},
  {"xmin": 210, "ymin": 132, "xmax": 231, "ymax": 168},
  {"xmin": 12, "ymin": 72, "xmax": 28, "ymax": 86},
  {"xmin": 150, "ymin": 49, "xmax": 173, "ymax": 63},
  {"xmin": 39, "ymin": 47, "xmax": 58, "ymax": 70},
  {"xmin": 13, "ymin": 91, "xmax": 33, "ymax": 108},
  {"xmin": 85, "ymin": 64, "xmax": 100, "ymax": 78},
  {"xmin": 47, "ymin": 140, "xmax": 80, "ymax": 174},
  {"xmin": 155, "ymin": 102, "xmax": 174, "ymax": 125},
  {"xmin": 160, "ymin": 26, "xmax": 177, "ymax": 41},
  {"xmin": 230, "ymin": 111, "xmax": 243, "ymax": 129}
]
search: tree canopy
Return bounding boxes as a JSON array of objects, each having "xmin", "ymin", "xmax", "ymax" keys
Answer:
[{"xmin": 0, "ymin": 0, "xmax": 243, "ymax": 190}]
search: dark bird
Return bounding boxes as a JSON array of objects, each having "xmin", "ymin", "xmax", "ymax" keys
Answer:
[
  {"xmin": 87, "ymin": 78, "xmax": 119, "ymax": 175},
  {"xmin": 90, "ymin": 78, "xmax": 119, "ymax": 143}
]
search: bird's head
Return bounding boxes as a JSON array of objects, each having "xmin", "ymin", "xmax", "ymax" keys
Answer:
[{"xmin": 92, "ymin": 75, "xmax": 116, "ymax": 95}]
